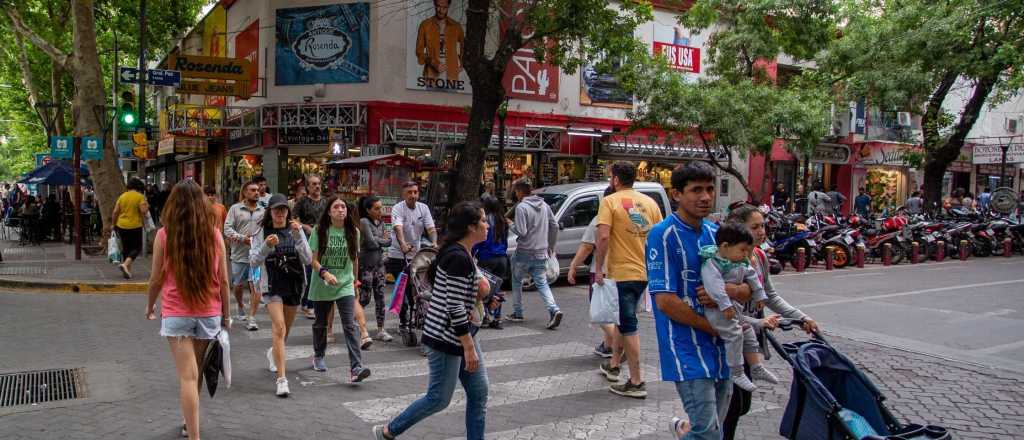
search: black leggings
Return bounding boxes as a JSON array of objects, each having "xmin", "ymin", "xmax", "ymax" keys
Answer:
[{"xmin": 115, "ymin": 226, "xmax": 143, "ymax": 260}]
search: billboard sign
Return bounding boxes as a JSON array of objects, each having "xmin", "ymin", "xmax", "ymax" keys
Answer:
[
  {"xmin": 235, "ymin": 20, "xmax": 260, "ymax": 95},
  {"xmin": 502, "ymin": 47, "xmax": 559, "ymax": 102},
  {"xmin": 275, "ymin": 3, "xmax": 370, "ymax": 85},
  {"xmin": 406, "ymin": 0, "xmax": 483, "ymax": 93}
]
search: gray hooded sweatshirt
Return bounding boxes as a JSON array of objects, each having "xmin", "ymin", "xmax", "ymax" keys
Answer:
[{"xmin": 511, "ymin": 195, "xmax": 558, "ymax": 259}]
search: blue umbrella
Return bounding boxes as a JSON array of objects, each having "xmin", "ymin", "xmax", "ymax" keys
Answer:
[{"xmin": 18, "ymin": 161, "xmax": 90, "ymax": 186}]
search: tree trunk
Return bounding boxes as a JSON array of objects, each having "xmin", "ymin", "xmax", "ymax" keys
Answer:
[
  {"xmin": 51, "ymin": 63, "xmax": 67, "ymax": 136},
  {"xmin": 760, "ymin": 152, "xmax": 773, "ymax": 202},
  {"xmin": 455, "ymin": 79, "xmax": 503, "ymax": 203},
  {"xmin": 920, "ymin": 74, "xmax": 997, "ymax": 209}
]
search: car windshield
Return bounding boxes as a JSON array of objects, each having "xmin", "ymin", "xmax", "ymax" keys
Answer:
[{"xmin": 536, "ymin": 193, "xmax": 567, "ymax": 212}]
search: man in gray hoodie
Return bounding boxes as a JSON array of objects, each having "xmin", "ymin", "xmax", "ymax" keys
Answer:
[{"xmin": 508, "ymin": 179, "xmax": 563, "ymax": 329}]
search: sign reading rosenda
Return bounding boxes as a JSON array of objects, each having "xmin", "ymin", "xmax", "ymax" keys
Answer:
[{"xmin": 168, "ymin": 54, "xmax": 252, "ymax": 81}]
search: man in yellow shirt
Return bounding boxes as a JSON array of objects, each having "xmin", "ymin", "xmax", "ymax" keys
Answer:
[{"xmin": 593, "ymin": 161, "xmax": 664, "ymax": 399}]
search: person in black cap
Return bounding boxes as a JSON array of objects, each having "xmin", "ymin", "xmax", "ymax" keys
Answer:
[{"xmin": 249, "ymin": 193, "xmax": 313, "ymax": 397}]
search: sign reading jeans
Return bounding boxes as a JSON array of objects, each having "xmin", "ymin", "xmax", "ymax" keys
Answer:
[{"xmin": 275, "ymin": 3, "xmax": 370, "ymax": 85}]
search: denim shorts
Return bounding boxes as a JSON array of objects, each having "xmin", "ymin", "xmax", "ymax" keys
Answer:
[
  {"xmin": 617, "ymin": 280, "xmax": 647, "ymax": 336},
  {"xmin": 160, "ymin": 316, "xmax": 221, "ymax": 339},
  {"xmin": 230, "ymin": 261, "xmax": 251, "ymax": 287}
]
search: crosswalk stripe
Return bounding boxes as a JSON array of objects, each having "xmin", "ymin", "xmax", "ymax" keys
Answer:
[
  {"xmin": 441, "ymin": 400, "xmax": 781, "ymax": 440},
  {"xmin": 343, "ymin": 364, "xmax": 658, "ymax": 423},
  {"xmin": 315, "ymin": 342, "xmax": 593, "ymax": 384},
  {"xmin": 260, "ymin": 326, "xmax": 547, "ymax": 358}
]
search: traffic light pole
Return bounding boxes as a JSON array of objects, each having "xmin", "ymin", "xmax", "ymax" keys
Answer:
[
  {"xmin": 112, "ymin": 30, "xmax": 118, "ymax": 167},
  {"xmin": 73, "ymin": 136, "xmax": 82, "ymax": 261}
]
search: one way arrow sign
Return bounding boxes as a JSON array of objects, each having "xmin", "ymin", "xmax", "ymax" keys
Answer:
[{"xmin": 119, "ymin": 67, "xmax": 141, "ymax": 84}]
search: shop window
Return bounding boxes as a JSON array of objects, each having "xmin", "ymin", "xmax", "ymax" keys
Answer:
[{"xmin": 566, "ymin": 195, "xmax": 599, "ymax": 228}]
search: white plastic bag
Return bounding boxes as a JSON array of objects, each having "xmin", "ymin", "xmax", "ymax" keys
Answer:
[
  {"xmin": 545, "ymin": 254, "xmax": 559, "ymax": 283},
  {"xmin": 107, "ymin": 232, "xmax": 122, "ymax": 264},
  {"xmin": 217, "ymin": 330, "xmax": 231, "ymax": 388},
  {"xmin": 144, "ymin": 212, "xmax": 157, "ymax": 232},
  {"xmin": 589, "ymin": 279, "xmax": 620, "ymax": 325}
]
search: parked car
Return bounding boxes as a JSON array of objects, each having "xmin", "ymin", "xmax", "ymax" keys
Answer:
[{"xmin": 508, "ymin": 181, "xmax": 672, "ymax": 285}]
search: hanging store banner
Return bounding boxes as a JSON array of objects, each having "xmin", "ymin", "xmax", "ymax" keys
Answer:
[
  {"xmin": 235, "ymin": 20, "xmax": 260, "ymax": 95},
  {"xmin": 972, "ymin": 143, "xmax": 1024, "ymax": 165},
  {"xmin": 275, "ymin": 3, "xmax": 370, "ymax": 85},
  {"xmin": 81, "ymin": 136, "xmax": 103, "ymax": 160},
  {"xmin": 50, "ymin": 136, "xmax": 73, "ymax": 159},
  {"xmin": 203, "ymin": 3, "xmax": 228, "ymax": 107},
  {"xmin": 502, "ymin": 47, "xmax": 559, "ymax": 103},
  {"xmin": 406, "ymin": 0, "xmax": 485, "ymax": 94}
]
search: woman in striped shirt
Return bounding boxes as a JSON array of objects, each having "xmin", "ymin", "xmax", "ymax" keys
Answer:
[{"xmin": 373, "ymin": 201, "xmax": 491, "ymax": 440}]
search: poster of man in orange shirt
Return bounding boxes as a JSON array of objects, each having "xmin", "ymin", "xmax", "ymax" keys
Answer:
[{"xmin": 407, "ymin": 0, "xmax": 471, "ymax": 93}]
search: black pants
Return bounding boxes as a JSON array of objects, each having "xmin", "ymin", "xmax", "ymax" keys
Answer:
[
  {"xmin": 311, "ymin": 296, "xmax": 362, "ymax": 370},
  {"xmin": 385, "ymin": 257, "xmax": 414, "ymax": 329},
  {"xmin": 115, "ymin": 226, "xmax": 143, "ymax": 260}
]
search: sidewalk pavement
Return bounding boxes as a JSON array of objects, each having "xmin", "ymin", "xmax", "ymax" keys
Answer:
[{"xmin": 0, "ymin": 240, "xmax": 149, "ymax": 292}]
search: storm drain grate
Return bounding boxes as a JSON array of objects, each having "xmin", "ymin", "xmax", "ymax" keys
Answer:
[
  {"xmin": 0, "ymin": 266, "xmax": 47, "ymax": 276},
  {"xmin": 0, "ymin": 368, "xmax": 85, "ymax": 407}
]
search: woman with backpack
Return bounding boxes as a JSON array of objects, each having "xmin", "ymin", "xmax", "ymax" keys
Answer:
[
  {"xmin": 250, "ymin": 194, "xmax": 312, "ymax": 397},
  {"xmin": 308, "ymin": 196, "xmax": 371, "ymax": 382}
]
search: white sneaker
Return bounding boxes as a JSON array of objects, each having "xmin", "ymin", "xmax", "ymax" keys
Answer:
[
  {"xmin": 750, "ymin": 364, "xmax": 780, "ymax": 384},
  {"xmin": 732, "ymin": 371, "xmax": 758, "ymax": 392},
  {"xmin": 376, "ymin": 328, "xmax": 393, "ymax": 342},
  {"xmin": 275, "ymin": 377, "xmax": 290, "ymax": 397},
  {"xmin": 246, "ymin": 317, "xmax": 259, "ymax": 331},
  {"xmin": 266, "ymin": 347, "xmax": 277, "ymax": 373}
]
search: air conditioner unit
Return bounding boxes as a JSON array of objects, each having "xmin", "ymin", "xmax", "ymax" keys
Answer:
[
  {"xmin": 1006, "ymin": 117, "xmax": 1020, "ymax": 134},
  {"xmin": 897, "ymin": 112, "xmax": 912, "ymax": 127}
]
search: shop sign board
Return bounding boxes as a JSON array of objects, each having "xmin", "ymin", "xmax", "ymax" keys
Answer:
[
  {"xmin": 276, "ymin": 4, "xmax": 370, "ymax": 85},
  {"xmin": 178, "ymin": 79, "xmax": 251, "ymax": 98},
  {"xmin": 158, "ymin": 136, "xmax": 176, "ymax": 156},
  {"xmin": 50, "ymin": 136, "xmax": 73, "ymax": 159},
  {"xmin": 168, "ymin": 54, "xmax": 252, "ymax": 81},
  {"xmin": 81, "ymin": 136, "xmax": 103, "ymax": 160},
  {"xmin": 652, "ymin": 42, "xmax": 701, "ymax": 73},
  {"xmin": 117, "ymin": 140, "xmax": 135, "ymax": 158},
  {"xmin": 158, "ymin": 136, "xmax": 208, "ymax": 156},
  {"xmin": 812, "ymin": 143, "xmax": 851, "ymax": 164},
  {"xmin": 502, "ymin": 47, "xmax": 559, "ymax": 102},
  {"xmin": 855, "ymin": 143, "xmax": 915, "ymax": 167},
  {"xmin": 971, "ymin": 143, "xmax": 1024, "ymax": 165},
  {"xmin": 279, "ymin": 127, "xmax": 329, "ymax": 145}
]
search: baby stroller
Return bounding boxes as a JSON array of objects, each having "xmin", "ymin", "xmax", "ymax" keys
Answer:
[
  {"xmin": 398, "ymin": 246, "xmax": 437, "ymax": 347},
  {"xmin": 766, "ymin": 319, "xmax": 953, "ymax": 440}
]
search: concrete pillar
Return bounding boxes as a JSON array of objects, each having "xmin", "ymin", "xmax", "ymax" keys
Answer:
[{"xmin": 262, "ymin": 147, "xmax": 289, "ymax": 194}]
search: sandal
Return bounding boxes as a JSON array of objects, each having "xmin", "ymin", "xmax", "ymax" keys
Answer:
[{"xmin": 361, "ymin": 336, "xmax": 373, "ymax": 350}]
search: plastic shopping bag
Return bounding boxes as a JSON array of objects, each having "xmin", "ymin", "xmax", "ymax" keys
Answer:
[
  {"xmin": 144, "ymin": 212, "xmax": 157, "ymax": 232},
  {"xmin": 107, "ymin": 232, "xmax": 122, "ymax": 264},
  {"xmin": 388, "ymin": 271, "xmax": 408, "ymax": 315},
  {"xmin": 545, "ymin": 254, "xmax": 560, "ymax": 283},
  {"xmin": 589, "ymin": 279, "xmax": 620, "ymax": 325},
  {"xmin": 217, "ymin": 330, "xmax": 231, "ymax": 389}
]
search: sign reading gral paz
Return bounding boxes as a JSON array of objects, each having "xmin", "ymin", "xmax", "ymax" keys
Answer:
[
  {"xmin": 275, "ymin": 3, "xmax": 370, "ymax": 85},
  {"xmin": 168, "ymin": 54, "xmax": 252, "ymax": 81}
]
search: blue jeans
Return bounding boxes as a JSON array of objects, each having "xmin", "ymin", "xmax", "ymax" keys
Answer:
[
  {"xmin": 388, "ymin": 343, "xmax": 489, "ymax": 439},
  {"xmin": 675, "ymin": 379, "xmax": 733, "ymax": 440},
  {"xmin": 510, "ymin": 253, "xmax": 560, "ymax": 316}
]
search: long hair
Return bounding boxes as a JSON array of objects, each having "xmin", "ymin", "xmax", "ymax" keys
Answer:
[
  {"xmin": 429, "ymin": 201, "xmax": 483, "ymax": 283},
  {"xmin": 480, "ymin": 194, "xmax": 506, "ymax": 242},
  {"xmin": 314, "ymin": 196, "xmax": 359, "ymax": 264},
  {"xmin": 160, "ymin": 180, "xmax": 218, "ymax": 309}
]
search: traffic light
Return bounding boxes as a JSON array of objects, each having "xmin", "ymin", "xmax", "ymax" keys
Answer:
[{"xmin": 120, "ymin": 90, "xmax": 138, "ymax": 128}]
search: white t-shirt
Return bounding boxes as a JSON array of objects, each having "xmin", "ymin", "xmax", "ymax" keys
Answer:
[
  {"xmin": 388, "ymin": 201, "xmax": 436, "ymax": 260},
  {"xmin": 580, "ymin": 217, "xmax": 605, "ymax": 274}
]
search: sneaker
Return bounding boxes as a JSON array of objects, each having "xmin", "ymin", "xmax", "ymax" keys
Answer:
[
  {"xmin": 275, "ymin": 377, "xmax": 290, "ymax": 397},
  {"xmin": 731, "ymin": 371, "xmax": 757, "ymax": 392},
  {"xmin": 180, "ymin": 424, "xmax": 188, "ymax": 437},
  {"xmin": 350, "ymin": 366, "xmax": 371, "ymax": 383},
  {"xmin": 235, "ymin": 313, "xmax": 248, "ymax": 322},
  {"xmin": 487, "ymin": 320, "xmax": 504, "ymax": 330},
  {"xmin": 507, "ymin": 313, "xmax": 525, "ymax": 322},
  {"xmin": 750, "ymin": 363, "xmax": 780, "ymax": 384},
  {"xmin": 546, "ymin": 311, "xmax": 563, "ymax": 330},
  {"xmin": 593, "ymin": 342, "xmax": 613, "ymax": 358},
  {"xmin": 670, "ymin": 417, "xmax": 690, "ymax": 438},
  {"xmin": 361, "ymin": 336, "xmax": 374, "ymax": 350},
  {"xmin": 266, "ymin": 347, "xmax": 277, "ymax": 373},
  {"xmin": 609, "ymin": 380, "xmax": 647, "ymax": 398},
  {"xmin": 246, "ymin": 317, "xmax": 259, "ymax": 331},
  {"xmin": 303, "ymin": 307, "xmax": 315, "ymax": 320},
  {"xmin": 376, "ymin": 328, "xmax": 394, "ymax": 342},
  {"xmin": 599, "ymin": 361, "xmax": 621, "ymax": 382},
  {"xmin": 312, "ymin": 356, "xmax": 327, "ymax": 372},
  {"xmin": 118, "ymin": 264, "xmax": 132, "ymax": 279},
  {"xmin": 372, "ymin": 425, "xmax": 391, "ymax": 440}
]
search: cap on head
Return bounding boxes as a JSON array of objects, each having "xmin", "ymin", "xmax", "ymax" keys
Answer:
[{"xmin": 268, "ymin": 193, "xmax": 289, "ymax": 209}]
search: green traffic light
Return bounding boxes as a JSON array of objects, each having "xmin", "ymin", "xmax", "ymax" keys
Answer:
[{"xmin": 121, "ymin": 111, "xmax": 136, "ymax": 126}]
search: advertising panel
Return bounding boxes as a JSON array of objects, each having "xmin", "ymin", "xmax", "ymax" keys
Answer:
[
  {"xmin": 579, "ymin": 57, "xmax": 632, "ymax": 108},
  {"xmin": 502, "ymin": 46, "xmax": 559, "ymax": 102},
  {"xmin": 406, "ymin": 0, "xmax": 474, "ymax": 93},
  {"xmin": 235, "ymin": 20, "xmax": 260, "ymax": 95},
  {"xmin": 275, "ymin": 3, "xmax": 370, "ymax": 85},
  {"xmin": 203, "ymin": 4, "xmax": 228, "ymax": 107}
]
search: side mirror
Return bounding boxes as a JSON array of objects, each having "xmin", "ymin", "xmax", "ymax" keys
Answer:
[{"xmin": 559, "ymin": 215, "xmax": 574, "ymax": 229}]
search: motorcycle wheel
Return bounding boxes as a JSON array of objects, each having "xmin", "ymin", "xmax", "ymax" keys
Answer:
[
  {"xmin": 973, "ymin": 239, "xmax": 993, "ymax": 257},
  {"xmin": 887, "ymin": 239, "xmax": 906, "ymax": 264},
  {"xmin": 829, "ymin": 244, "xmax": 851, "ymax": 268}
]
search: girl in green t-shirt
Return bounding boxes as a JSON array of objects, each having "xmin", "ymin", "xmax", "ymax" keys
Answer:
[{"xmin": 308, "ymin": 197, "xmax": 371, "ymax": 382}]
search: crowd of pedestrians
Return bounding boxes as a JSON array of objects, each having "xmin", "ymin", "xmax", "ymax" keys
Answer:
[{"xmin": 143, "ymin": 161, "xmax": 832, "ymax": 440}]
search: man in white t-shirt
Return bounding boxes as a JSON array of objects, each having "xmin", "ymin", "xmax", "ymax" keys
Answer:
[
  {"xmin": 385, "ymin": 181, "xmax": 438, "ymax": 339},
  {"xmin": 567, "ymin": 186, "xmax": 619, "ymax": 358}
]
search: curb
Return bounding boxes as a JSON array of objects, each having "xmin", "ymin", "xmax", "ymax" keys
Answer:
[{"xmin": 0, "ymin": 277, "xmax": 148, "ymax": 294}]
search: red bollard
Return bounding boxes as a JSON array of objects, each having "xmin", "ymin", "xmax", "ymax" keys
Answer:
[
  {"xmin": 1004, "ymin": 238, "xmax": 1012, "ymax": 258},
  {"xmin": 856, "ymin": 244, "xmax": 865, "ymax": 268},
  {"xmin": 911, "ymin": 242, "xmax": 920, "ymax": 264},
  {"xmin": 883, "ymin": 243, "xmax": 892, "ymax": 266},
  {"xmin": 825, "ymin": 246, "xmax": 834, "ymax": 271},
  {"xmin": 960, "ymin": 240, "xmax": 969, "ymax": 261},
  {"xmin": 935, "ymin": 241, "xmax": 945, "ymax": 261},
  {"xmin": 795, "ymin": 247, "xmax": 806, "ymax": 272}
]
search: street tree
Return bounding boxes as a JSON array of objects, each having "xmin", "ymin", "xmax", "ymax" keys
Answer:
[
  {"xmin": 820, "ymin": 0, "xmax": 1024, "ymax": 207},
  {"xmin": 452, "ymin": 0, "xmax": 653, "ymax": 203},
  {"xmin": 622, "ymin": 0, "xmax": 835, "ymax": 200},
  {"xmin": 2, "ymin": 0, "xmax": 205, "ymax": 232}
]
